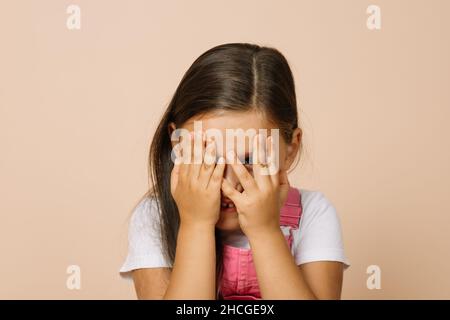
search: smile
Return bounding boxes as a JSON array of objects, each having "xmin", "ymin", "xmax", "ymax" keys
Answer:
[{"xmin": 221, "ymin": 202, "xmax": 235, "ymax": 208}]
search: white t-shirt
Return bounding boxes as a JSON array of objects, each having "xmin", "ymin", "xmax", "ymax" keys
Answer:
[{"xmin": 119, "ymin": 188, "xmax": 350, "ymax": 278}]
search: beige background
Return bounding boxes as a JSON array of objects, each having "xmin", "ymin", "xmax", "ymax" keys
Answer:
[{"xmin": 1, "ymin": 0, "xmax": 449, "ymax": 299}]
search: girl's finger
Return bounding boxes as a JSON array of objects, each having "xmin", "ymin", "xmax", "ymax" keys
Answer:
[
  {"xmin": 252, "ymin": 134, "xmax": 271, "ymax": 188},
  {"xmin": 266, "ymin": 135, "xmax": 280, "ymax": 185},
  {"xmin": 179, "ymin": 131, "xmax": 191, "ymax": 180},
  {"xmin": 199, "ymin": 138, "xmax": 216, "ymax": 187},
  {"xmin": 221, "ymin": 178, "xmax": 244, "ymax": 204},
  {"xmin": 207, "ymin": 156, "xmax": 226, "ymax": 189},
  {"xmin": 279, "ymin": 169, "xmax": 290, "ymax": 188},
  {"xmin": 170, "ymin": 144, "xmax": 183, "ymax": 194},
  {"xmin": 226, "ymin": 149, "xmax": 258, "ymax": 192},
  {"xmin": 191, "ymin": 131, "xmax": 205, "ymax": 179},
  {"xmin": 279, "ymin": 169, "xmax": 290, "ymax": 204}
]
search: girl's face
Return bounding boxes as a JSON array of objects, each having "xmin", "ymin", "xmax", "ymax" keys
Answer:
[{"xmin": 169, "ymin": 110, "xmax": 302, "ymax": 232}]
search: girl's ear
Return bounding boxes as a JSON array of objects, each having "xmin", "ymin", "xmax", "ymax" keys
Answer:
[
  {"xmin": 284, "ymin": 127, "xmax": 302, "ymax": 170},
  {"xmin": 168, "ymin": 122, "xmax": 177, "ymax": 147},
  {"xmin": 168, "ymin": 122, "xmax": 176, "ymax": 135}
]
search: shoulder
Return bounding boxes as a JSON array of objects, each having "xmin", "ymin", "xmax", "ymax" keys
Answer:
[
  {"xmin": 120, "ymin": 196, "xmax": 170, "ymax": 278},
  {"xmin": 299, "ymin": 189, "xmax": 338, "ymax": 225},
  {"xmin": 129, "ymin": 196, "xmax": 160, "ymax": 230},
  {"xmin": 291, "ymin": 187, "xmax": 350, "ymax": 267},
  {"xmin": 127, "ymin": 195, "xmax": 165, "ymax": 249}
]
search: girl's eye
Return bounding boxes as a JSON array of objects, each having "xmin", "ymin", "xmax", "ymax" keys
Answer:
[
  {"xmin": 243, "ymin": 156, "xmax": 254, "ymax": 170},
  {"xmin": 237, "ymin": 155, "xmax": 252, "ymax": 165},
  {"xmin": 215, "ymin": 154, "xmax": 253, "ymax": 169}
]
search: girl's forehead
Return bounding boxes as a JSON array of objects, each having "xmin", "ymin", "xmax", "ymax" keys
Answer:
[{"xmin": 182, "ymin": 110, "xmax": 276, "ymax": 131}]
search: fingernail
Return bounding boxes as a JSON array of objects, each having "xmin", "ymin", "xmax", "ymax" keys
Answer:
[
  {"xmin": 218, "ymin": 156, "xmax": 225, "ymax": 164},
  {"xmin": 208, "ymin": 143, "xmax": 216, "ymax": 158},
  {"xmin": 226, "ymin": 150, "xmax": 235, "ymax": 160}
]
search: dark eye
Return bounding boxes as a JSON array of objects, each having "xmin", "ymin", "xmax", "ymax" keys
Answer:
[
  {"xmin": 237, "ymin": 155, "xmax": 251, "ymax": 164},
  {"xmin": 243, "ymin": 156, "xmax": 253, "ymax": 169}
]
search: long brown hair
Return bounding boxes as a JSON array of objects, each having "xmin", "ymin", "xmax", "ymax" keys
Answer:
[{"xmin": 142, "ymin": 43, "xmax": 302, "ymax": 297}]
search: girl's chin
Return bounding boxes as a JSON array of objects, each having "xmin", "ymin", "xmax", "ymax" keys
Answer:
[
  {"xmin": 215, "ymin": 212, "xmax": 240, "ymax": 231},
  {"xmin": 220, "ymin": 205, "xmax": 237, "ymax": 214}
]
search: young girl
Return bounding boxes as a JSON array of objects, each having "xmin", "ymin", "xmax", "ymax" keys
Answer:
[{"xmin": 120, "ymin": 43, "xmax": 349, "ymax": 300}]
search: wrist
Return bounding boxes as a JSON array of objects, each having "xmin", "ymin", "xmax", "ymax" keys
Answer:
[
  {"xmin": 179, "ymin": 219, "xmax": 217, "ymax": 232},
  {"xmin": 246, "ymin": 224, "xmax": 283, "ymax": 244}
]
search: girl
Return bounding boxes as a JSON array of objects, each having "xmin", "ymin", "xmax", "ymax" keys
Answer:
[{"xmin": 120, "ymin": 43, "xmax": 349, "ymax": 299}]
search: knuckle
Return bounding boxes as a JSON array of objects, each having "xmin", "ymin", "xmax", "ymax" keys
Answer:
[{"xmin": 211, "ymin": 174, "xmax": 220, "ymax": 183}]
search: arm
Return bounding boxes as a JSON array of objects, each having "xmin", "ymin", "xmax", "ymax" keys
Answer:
[
  {"xmin": 132, "ymin": 268, "xmax": 171, "ymax": 299},
  {"xmin": 163, "ymin": 222, "xmax": 217, "ymax": 299},
  {"xmin": 299, "ymin": 261, "xmax": 343, "ymax": 299},
  {"xmin": 221, "ymin": 133, "xmax": 344, "ymax": 300},
  {"xmin": 131, "ymin": 222, "xmax": 217, "ymax": 300},
  {"xmin": 149, "ymin": 131, "xmax": 224, "ymax": 299},
  {"xmin": 248, "ymin": 227, "xmax": 343, "ymax": 299}
]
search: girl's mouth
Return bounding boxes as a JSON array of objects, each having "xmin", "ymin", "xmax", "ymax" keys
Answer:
[
  {"xmin": 220, "ymin": 201, "xmax": 236, "ymax": 212},
  {"xmin": 221, "ymin": 202, "xmax": 235, "ymax": 208}
]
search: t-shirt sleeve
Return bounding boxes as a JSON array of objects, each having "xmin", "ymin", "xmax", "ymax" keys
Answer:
[
  {"xmin": 292, "ymin": 190, "xmax": 350, "ymax": 268},
  {"xmin": 119, "ymin": 197, "xmax": 171, "ymax": 279}
]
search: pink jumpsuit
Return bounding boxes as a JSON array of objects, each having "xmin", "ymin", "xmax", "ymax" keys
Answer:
[{"xmin": 218, "ymin": 186, "xmax": 303, "ymax": 300}]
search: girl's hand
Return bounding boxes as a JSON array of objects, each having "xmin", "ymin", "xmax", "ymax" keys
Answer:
[
  {"xmin": 221, "ymin": 134, "xmax": 290, "ymax": 238},
  {"xmin": 170, "ymin": 131, "xmax": 226, "ymax": 227}
]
